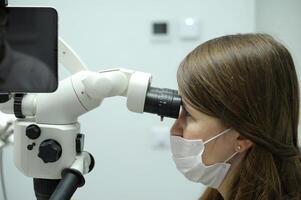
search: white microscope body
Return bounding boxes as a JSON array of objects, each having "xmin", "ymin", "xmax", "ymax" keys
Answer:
[
  {"xmin": 0, "ymin": 39, "xmax": 181, "ymax": 200},
  {"xmin": 20, "ymin": 69, "xmax": 151, "ymax": 179},
  {"xmin": 0, "ymin": 39, "xmax": 152, "ymax": 179}
]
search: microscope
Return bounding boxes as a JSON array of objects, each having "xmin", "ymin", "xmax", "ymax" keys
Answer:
[{"xmin": 0, "ymin": 2, "xmax": 182, "ymax": 200}]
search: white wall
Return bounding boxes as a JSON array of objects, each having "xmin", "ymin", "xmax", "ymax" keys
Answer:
[
  {"xmin": 2, "ymin": 0, "xmax": 255, "ymax": 199},
  {"xmin": 255, "ymin": 0, "xmax": 301, "ymax": 145},
  {"xmin": 256, "ymin": 0, "xmax": 301, "ymax": 69}
]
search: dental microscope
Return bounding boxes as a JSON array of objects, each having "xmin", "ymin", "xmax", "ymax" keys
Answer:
[{"xmin": 0, "ymin": 3, "xmax": 181, "ymax": 200}]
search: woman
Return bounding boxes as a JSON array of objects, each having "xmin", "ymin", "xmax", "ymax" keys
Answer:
[{"xmin": 170, "ymin": 33, "xmax": 301, "ymax": 200}]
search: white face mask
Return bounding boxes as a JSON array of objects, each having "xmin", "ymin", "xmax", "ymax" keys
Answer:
[{"xmin": 170, "ymin": 128, "xmax": 238, "ymax": 189}]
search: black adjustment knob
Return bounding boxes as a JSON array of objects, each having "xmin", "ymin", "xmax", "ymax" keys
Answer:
[
  {"xmin": 26, "ymin": 124, "xmax": 41, "ymax": 140},
  {"xmin": 38, "ymin": 140, "xmax": 62, "ymax": 163}
]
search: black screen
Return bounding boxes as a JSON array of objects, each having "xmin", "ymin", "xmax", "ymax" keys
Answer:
[{"xmin": 0, "ymin": 7, "xmax": 58, "ymax": 93}]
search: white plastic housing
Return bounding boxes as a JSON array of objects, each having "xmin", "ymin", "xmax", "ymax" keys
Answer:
[
  {"xmin": 35, "ymin": 75, "xmax": 87, "ymax": 125},
  {"xmin": 73, "ymin": 70, "xmax": 128, "ymax": 111},
  {"xmin": 14, "ymin": 121, "xmax": 79, "ymax": 179},
  {"xmin": 126, "ymin": 72, "xmax": 152, "ymax": 113},
  {"xmin": 70, "ymin": 152, "xmax": 91, "ymax": 175}
]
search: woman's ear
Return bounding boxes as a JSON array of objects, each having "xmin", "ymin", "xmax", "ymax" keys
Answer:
[{"xmin": 234, "ymin": 134, "xmax": 253, "ymax": 152}]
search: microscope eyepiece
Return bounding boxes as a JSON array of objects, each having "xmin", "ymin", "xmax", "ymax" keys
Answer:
[{"xmin": 143, "ymin": 87, "xmax": 181, "ymax": 119}]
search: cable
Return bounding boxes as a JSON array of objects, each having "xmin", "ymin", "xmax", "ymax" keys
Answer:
[
  {"xmin": 0, "ymin": 119, "xmax": 14, "ymax": 200},
  {"xmin": 0, "ymin": 150, "xmax": 7, "ymax": 200}
]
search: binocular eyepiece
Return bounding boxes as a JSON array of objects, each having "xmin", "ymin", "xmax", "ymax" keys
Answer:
[{"xmin": 143, "ymin": 87, "xmax": 182, "ymax": 120}]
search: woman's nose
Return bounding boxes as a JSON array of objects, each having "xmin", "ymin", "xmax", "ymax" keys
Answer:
[{"xmin": 170, "ymin": 112, "xmax": 184, "ymax": 136}]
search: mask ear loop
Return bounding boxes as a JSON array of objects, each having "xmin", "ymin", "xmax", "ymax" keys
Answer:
[
  {"xmin": 224, "ymin": 151, "xmax": 239, "ymax": 163},
  {"xmin": 203, "ymin": 128, "xmax": 232, "ymax": 145}
]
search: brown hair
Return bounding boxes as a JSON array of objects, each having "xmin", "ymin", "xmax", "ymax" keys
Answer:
[{"xmin": 177, "ymin": 33, "xmax": 301, "ymax": 199}]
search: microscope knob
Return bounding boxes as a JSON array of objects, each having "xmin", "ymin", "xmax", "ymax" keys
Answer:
[
  {"xmin": 38, "ymin": 140, "xmax": 62, "ymax": 163},
  {"xmin": 26, "ymin": 124, "xmax": 41, "ymax": 140}
]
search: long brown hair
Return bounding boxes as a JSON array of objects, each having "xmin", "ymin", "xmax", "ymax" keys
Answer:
[{"xmin": 177, "ymin": 33, "xmax": 301, "ymax": 199}]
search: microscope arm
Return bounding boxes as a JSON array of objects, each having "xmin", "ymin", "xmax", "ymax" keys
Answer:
[{"xmin": 58, "ymin": 38, "xmax": 88, "ymax": 74}]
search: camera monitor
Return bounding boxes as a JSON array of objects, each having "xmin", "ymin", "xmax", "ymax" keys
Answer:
[{"xmin": 0, "ymin": 7, "xmax": 58, "ymax": 93}]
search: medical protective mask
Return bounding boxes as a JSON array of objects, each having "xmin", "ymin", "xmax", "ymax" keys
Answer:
[{"xmin": 170, "ymin": 128, "xmax": 238, "ymax": 189}]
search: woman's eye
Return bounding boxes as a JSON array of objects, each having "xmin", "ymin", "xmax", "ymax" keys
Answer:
[
  {"xmin": 184, "ymin": 111, "xmax": 190, "ymax": 117},
  {"xmin": 182, "ymin": 109, "xmax": 192, "ymax": 119}
]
